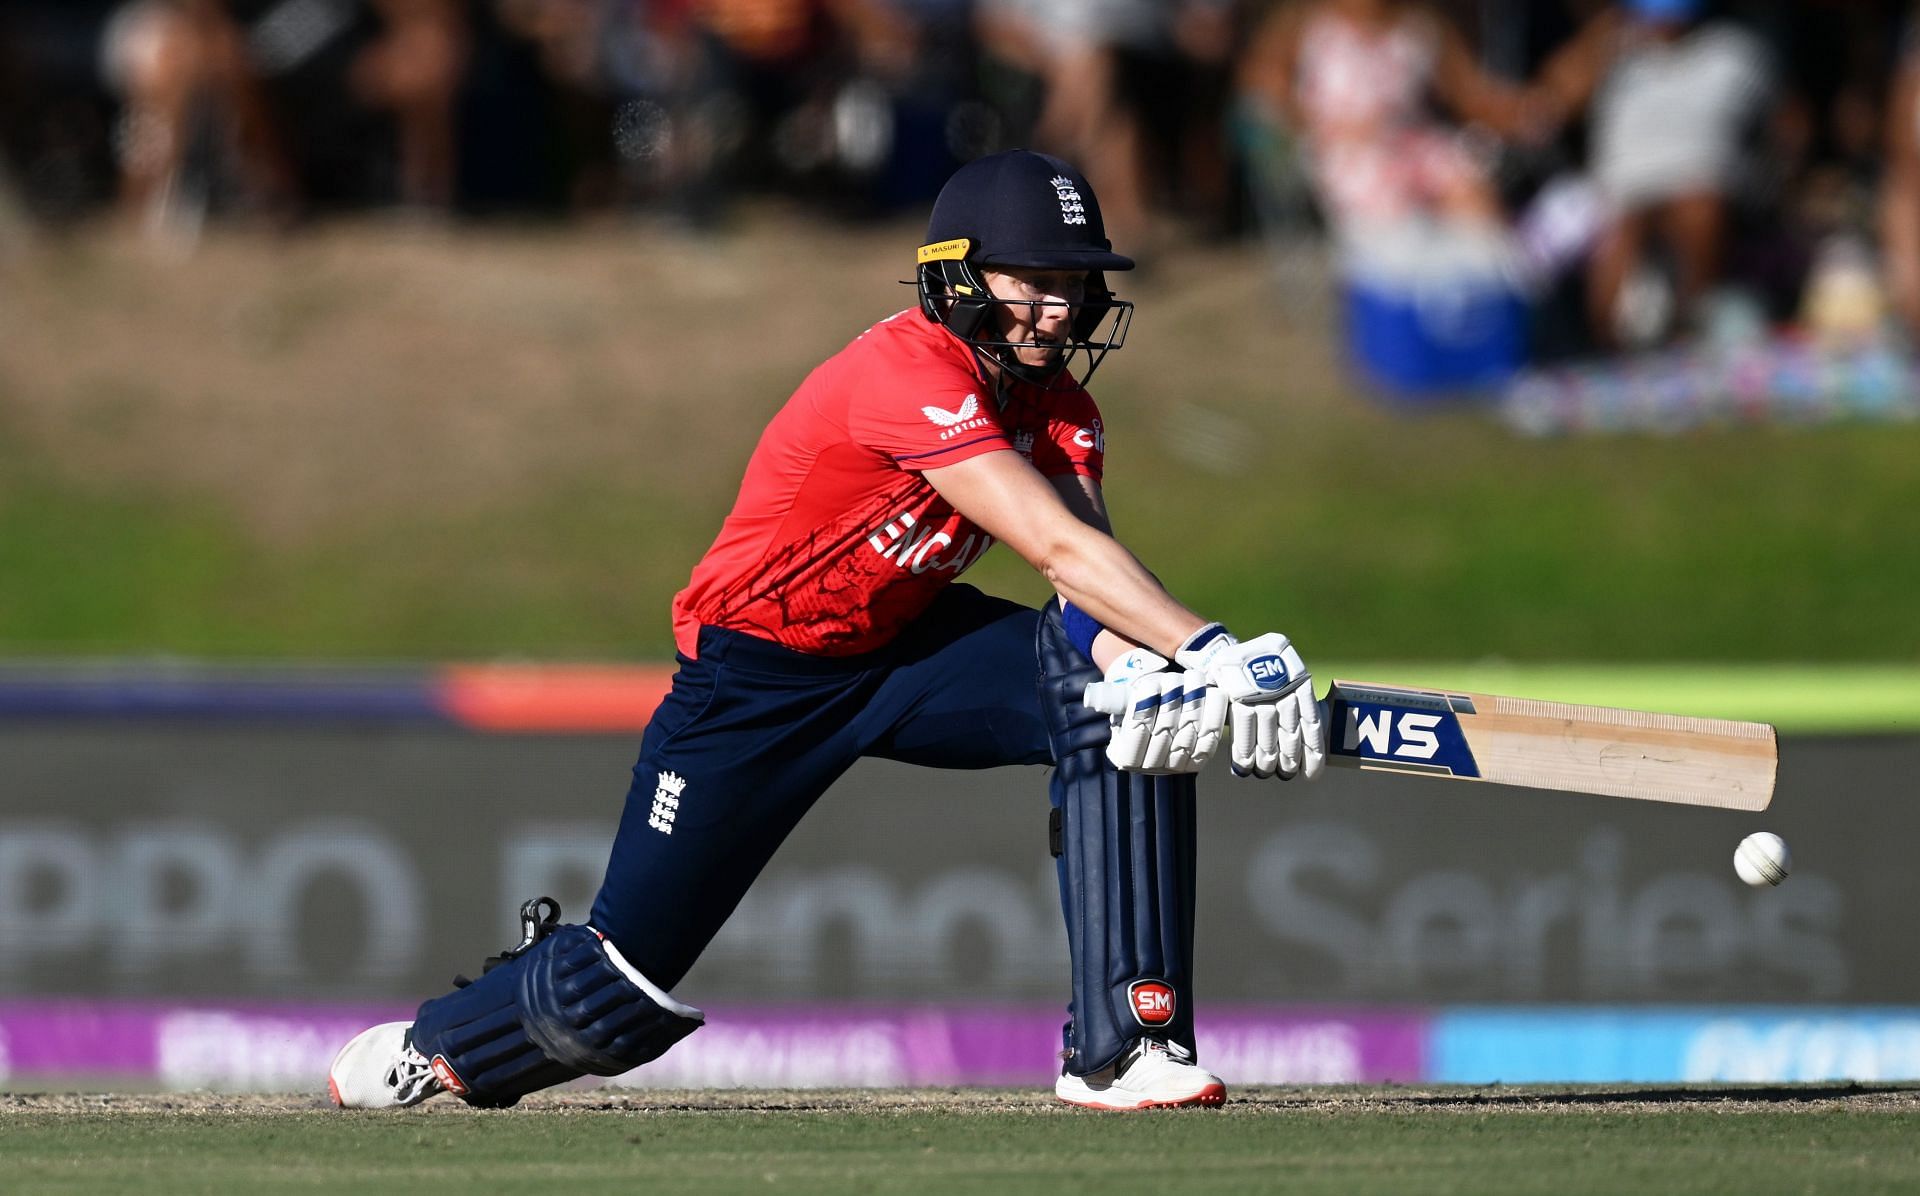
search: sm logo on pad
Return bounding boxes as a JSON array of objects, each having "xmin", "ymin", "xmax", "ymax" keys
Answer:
[
  {"xmin": 1128, "ymin": 979, "xmax": 1176, "ymax": 1027},
  {"xmin": 429, "ymin": 1055, "xmax": 470, "ymax": 1096}
]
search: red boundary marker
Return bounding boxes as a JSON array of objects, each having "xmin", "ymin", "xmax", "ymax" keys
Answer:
[{"xmin": 438, "ymin": 664, "xmax": 675, "ymax": 732}]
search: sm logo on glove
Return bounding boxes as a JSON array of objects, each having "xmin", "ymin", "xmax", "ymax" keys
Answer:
[
  {"xmin": 1128, "ymin": 979, "xmax": 1177, "ymax": 1027},
  {"xmin": 1247, "ymin": 654, "xmax": 1292, "ymax": 690}
]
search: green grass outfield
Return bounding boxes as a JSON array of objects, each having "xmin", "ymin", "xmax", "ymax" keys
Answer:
[
  {"xmin": 3, "ymin": 222, "xmax": 1917, "ymax": 667},
  {"xmin": 5, "ymin": 1087, "xmax": 1920, "ymax": 1195},
  {"xmin": 1320, "ymin": 663, "xmax": 1920, "ymax": 734}
]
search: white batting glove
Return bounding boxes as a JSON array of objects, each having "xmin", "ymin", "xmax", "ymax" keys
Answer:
[
  {"xmin": 1173, "ymin": 624, "xmax": 1326, "ymax": 781},
  {"xmin": 1085, "ymin": 647, "xmax": 1228, "ymax": 774}
]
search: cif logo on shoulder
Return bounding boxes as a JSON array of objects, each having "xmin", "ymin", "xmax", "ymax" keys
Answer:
[
  {"xmin": 1128, "ymin": 979, "xmax": 1176, "ymax": 1027},
  {"xmin": 1246, "ymin": 654, "xmax": 1292, "ymax": 691}
]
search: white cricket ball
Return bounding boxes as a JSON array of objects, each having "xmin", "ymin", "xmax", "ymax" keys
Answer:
[{"xmin": 1734, "ymin": 832, "xmax": 1791, "ymax": 887}]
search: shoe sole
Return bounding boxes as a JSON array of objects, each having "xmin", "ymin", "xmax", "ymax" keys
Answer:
[{"xmin": 1056, "ymin": 1082, "xmax": 1226, "ymax": 1110}]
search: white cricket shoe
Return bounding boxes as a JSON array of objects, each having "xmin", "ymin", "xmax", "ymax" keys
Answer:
[
  {"xmin": 327, "ymin": 1022, "xmax": 445, "ymax": 1109},
  {"xmin": 1054, "ymin": 1037, "xmax": 1226, "ymax": 1110}
]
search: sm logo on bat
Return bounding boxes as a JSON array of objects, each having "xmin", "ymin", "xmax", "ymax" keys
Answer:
[{"xmin": 1327, "ymin": 691, "xmax": 1481, "ymax": 778}]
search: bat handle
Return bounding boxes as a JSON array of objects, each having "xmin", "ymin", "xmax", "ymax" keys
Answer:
[{"xmin": 1082, "ymin": 681, "xmax": 1129, "ymax": 716}]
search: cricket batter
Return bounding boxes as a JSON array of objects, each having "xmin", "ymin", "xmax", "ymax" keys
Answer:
[{"xmin": 328, "ymin": 150, "xmax": 1326, "ymax": 1112}]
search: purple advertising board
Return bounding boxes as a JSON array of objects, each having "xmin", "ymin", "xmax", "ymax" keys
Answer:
[{"xmin": 0, "ymin": 1001, "xmax": 1427, "ymax": 1091}]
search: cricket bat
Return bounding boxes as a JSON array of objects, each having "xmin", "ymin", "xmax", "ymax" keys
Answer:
[
  {"xmin": 1323, "ymin": 679, "xmax": 1776, "ymax": 810},
  {"xmin": 1082, "ymin": 677, "xmax": 1778, "ymax": 810}
]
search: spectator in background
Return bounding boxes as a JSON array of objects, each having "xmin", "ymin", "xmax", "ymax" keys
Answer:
[
  {"xmin": 1880, "ymin": 11, "xmax": 1920, "ymax": 339},
  {"xmin": 99, "ymin": 0, "xmax": 294, "ymax": 235},
  {"xmin": 975, "ymin": 0, "xmax": 1243, "ymax": 255},
  {"xmin": 1531, "ymin": 0, "xmax": 1777, "ymax": 348},
  {"xmin": 350, "ymin": 0, "xmax": 469, "ymax": 213},
  {"xmin": 496, "ymin": 0, "xmax": 942, "ymax": 220},
  {"xmin": 1236, "ymin": 0, "xmax": 1542, "ymax": 239},
  {"xmin": 493, "ymin": 0, "xmax": 684, "ymax": 213},
  {"xmin": 810, "ymin": 0, "xmax": 997, "ymax": 211},
  {"xmin": 1762, "ymin": 0, "xmax": 1895, "ymax": 234},
  {"xmin": 0, "ymin": 4, "xmax": 107, "ymax": 229},
  {"xmin": 95, "ymin": 0, "xmax": 468, "ymax": 226},
  {"xmin": 686, "ymin": 0, "xmax": 868, "ymax": 198}
]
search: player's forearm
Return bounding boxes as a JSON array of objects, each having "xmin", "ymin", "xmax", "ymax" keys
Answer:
[
  {"xmin": 1038, "ymin": 525, "xmax": 1207, "ymax": 658},
  {"xmin": 1086, "ymin": 627, "xmax": 1141, "ymax": 672}
]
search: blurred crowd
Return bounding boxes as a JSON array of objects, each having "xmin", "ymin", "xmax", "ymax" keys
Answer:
[
  {"xmin": 1239, "ymin": 0, "xmax": 1917, "ymax": 367},
  {"xmin": 3, "ymin": 0, "xmax": 1920, "ymax": 358},
  {"xmin": 0, "ymin": 0, "xmax": 1238, "ymax": 231}
]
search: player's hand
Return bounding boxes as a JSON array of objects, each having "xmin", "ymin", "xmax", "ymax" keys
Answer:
[
  {"xmin": 1174, "ymin": 624, "xmax": 1326, "ymax": 781},
  {"xmin": 1085, "ymin": 647, "xmax": 1228, "ymax": 774}
]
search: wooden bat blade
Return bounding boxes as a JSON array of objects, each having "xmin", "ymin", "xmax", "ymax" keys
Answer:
[{"xmin": 1325, "ymin": 679, "xmax": 1777, "ymax": 810}]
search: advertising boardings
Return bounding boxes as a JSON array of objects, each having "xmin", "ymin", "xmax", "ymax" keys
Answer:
[{"xmin": 0, "ymin": 724, "xmax": 1900, "ymax": 1005}]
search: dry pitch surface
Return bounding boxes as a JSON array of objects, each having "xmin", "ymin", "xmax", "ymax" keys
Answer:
[
  {"xmin": 5, "ymin": 1085, "xmax": 1920, "ymax": 1195},
  {"xmin": 7, "ymin": 1082, "xmax": 1920, "ymax": 1115}
]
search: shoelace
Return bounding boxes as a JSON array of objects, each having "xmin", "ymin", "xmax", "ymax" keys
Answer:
[
  {"xmin": 384, "ymin": 1045, "xmax": 441, "ymax": 1104},
  {"xmin": 1118, "ymin": 1036, "xmax": 1197, "ymax": 1077},
  {"xmin": 1159, "ymin": 1039, "xmax": 1195, "ymax": 1064}
]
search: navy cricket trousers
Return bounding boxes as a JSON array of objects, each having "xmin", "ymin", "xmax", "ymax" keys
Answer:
[{"xmin": 589, "ymin": 585, "xmax": 1052, "ymax": 989}]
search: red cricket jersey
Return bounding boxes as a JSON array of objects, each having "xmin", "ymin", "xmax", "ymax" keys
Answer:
[{"xmin": 672, "ymin": 309, "xmax": 1106, "ymax": 657}]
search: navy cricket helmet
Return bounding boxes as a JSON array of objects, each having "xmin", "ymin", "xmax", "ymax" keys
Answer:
[{"xmin": 916, "ymin": 150, "xmax": 1134, "ymax": 385}]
